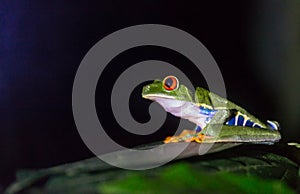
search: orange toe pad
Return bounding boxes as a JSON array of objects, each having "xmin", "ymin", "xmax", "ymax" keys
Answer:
[{"xmin": 164, "ymin": 132, "xmax": 207, "ymax": 144}]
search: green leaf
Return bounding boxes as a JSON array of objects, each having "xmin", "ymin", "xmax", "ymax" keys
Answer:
[
  {"xmin": 99, "ymin": 163, "xmax": 295, "ymax": 194},
  {"xmin": 5, "ymin": 143, "xmax": 300, "ymax": 194}
]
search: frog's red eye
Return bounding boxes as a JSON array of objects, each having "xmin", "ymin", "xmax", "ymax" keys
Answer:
[{"xmin": 163, "ymin": 76, "xmax": 179, "ymax": 91}]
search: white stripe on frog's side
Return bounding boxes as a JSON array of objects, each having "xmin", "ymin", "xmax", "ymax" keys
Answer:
[
  {"xmin": 243, "ymin": 118, "xmax": 247, "ymax": 126},
  {"xmin": 234, "ymin": 115, "xmax": 238, "ymax": 125}
]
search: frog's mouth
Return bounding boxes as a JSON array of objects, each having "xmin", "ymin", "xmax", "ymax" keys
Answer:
[{"xmin": 142, "ymin": 94, "xmax": 176, "ymax": 100}]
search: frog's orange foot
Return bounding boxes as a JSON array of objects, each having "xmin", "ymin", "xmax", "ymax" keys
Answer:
[
  {"xmin": 163, "ymin": 136, "xmax": 178, "ymax": 143},
  {"xmin": 164, "ymin": 132, "xmax": 207, "ymax": 144}
]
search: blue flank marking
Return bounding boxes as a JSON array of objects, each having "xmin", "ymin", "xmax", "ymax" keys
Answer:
[
  {"xmin": 226, "ymin": 114, "xmax": 262, "ymax": 128},
  {"xmin": 199, "ymin": 106, "xmax": 216, "ymax": 116},
  {"xmin": 227, "ymin": 117, "xmax": 236, "ymax": 126},
  {"xmin": 253, "ymin": 124, "xmax": 262, "ymax": 128},
  {"xmin": 237, "ymin": 115, "xmax": 244, "ymax": 126},
  {"xmin": 267, "ymin": 120, "xmax": 278, "ymax": 130},
  {"xmin": 199, "ymin": 107, "xmax": 265, "ymax": 129},
  {"xmin": 245, "ymin": 120, "xmax": 254, "ymax": 127}
]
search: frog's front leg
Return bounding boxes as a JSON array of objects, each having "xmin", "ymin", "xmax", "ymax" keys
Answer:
[{"xmin": 164, "ymin": 110, "xmax": 231, "ymax": 143}]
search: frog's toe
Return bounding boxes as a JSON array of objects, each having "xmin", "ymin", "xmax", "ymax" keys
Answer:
[
  {"xmin": 164, "ymin": 136, "xmax": 180, "ymax": 143},
  {"xmin": 183, "ymin": 137, "xmax": 196, "ymax": 142},
  {"xmin": 193, "ymin": 133, "xmax": 205, "ymax": 143},
  {"xmin": 163, "ymin": 136, "xmax": 173, "ymax": 143}
]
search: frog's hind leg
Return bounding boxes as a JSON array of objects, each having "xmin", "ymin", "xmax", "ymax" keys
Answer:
[
  {"xmin": 163, "ymin": 129, "xmax": 195, "ymax": 143},
  {"xmin": 180, "ymin": 125, "xmax": 202, "ymax": 136}
]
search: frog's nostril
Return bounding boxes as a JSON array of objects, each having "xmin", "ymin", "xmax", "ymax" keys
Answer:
[{"xmin": 144, "ymin": 86, "xmax": 150, "ymax": 91}]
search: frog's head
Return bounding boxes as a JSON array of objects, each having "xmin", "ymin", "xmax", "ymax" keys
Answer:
[{"xmin": 142, "ymin": 76, "xmax": 193, "ymax": 112}]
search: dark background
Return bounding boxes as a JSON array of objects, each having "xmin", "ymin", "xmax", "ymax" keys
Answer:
[{"xmin": 1, "ymin": 0, "xmax": 300, "ymax": 189}]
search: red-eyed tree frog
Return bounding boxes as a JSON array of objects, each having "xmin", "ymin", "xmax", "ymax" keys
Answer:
[{"xmin": 142, "ymin": 76, "xmax": 281, "ymax": 144}]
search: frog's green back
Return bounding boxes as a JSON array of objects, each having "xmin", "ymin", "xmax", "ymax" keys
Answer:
[{"xmin": 194, "ymin": 87, "xmax": 228, "ymax": 108}]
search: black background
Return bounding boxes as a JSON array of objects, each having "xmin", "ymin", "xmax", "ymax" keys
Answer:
[{"xmin": 1, "ymin": 0, "xmax": 299, "ymax": 188}]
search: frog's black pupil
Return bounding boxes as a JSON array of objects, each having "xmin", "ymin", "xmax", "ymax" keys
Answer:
[{"xmin": 165, "ymin": 78, "xmax": 173, "ymax": 88}]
